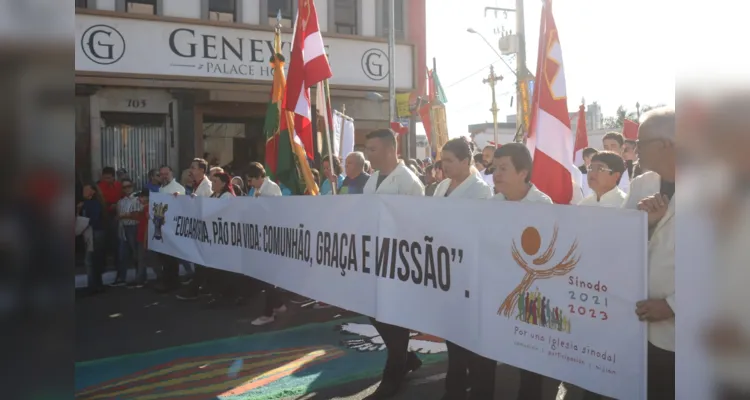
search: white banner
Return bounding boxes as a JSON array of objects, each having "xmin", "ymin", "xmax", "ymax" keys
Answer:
[{"xmin": 149, "ymin": 193, "xmax": 648, "ymax": 399}]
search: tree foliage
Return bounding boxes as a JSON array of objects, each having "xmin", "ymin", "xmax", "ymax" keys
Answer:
[{"xmin": 603, "ymin": 104, "xmax": 666, "ymax": 129}]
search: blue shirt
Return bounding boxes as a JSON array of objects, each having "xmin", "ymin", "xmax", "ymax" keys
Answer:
[
  {"xmin": 320, "ymin": 174, "xmax": 345, "ymax": 195},
  {"xmin": 341, "ymin": 173, "xmax": 370, "ymax": 194},
  {"xmin": 144, "ymin": 182, "xmax": 161, "ymax": 193},
  {"xmin": 81, "ymin": 199, "xmax": 104, "ymax": 231}
]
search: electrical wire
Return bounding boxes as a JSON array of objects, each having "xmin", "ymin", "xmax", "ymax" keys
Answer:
[{"xmin": 445, "ymin": 58, "xmax": 507, "ymax": 89}]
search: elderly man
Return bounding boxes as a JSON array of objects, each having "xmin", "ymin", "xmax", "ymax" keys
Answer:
[
  {"xmin": 622, "ymin": 107, "xmax": 676, "ymax": 399},
  {"xmin": 341, "ymin": 152, "xmax": 370, "ymax": 194}
]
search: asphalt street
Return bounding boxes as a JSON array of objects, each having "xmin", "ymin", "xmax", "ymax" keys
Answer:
[{"xmin": 75, "ymin": 283, "xmax": 598, "ymax": 399}]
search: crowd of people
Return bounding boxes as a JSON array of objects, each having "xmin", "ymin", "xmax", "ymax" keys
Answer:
[{"xmin": 75, "ymin": 107, "xmax": 677, "ymax": 400}]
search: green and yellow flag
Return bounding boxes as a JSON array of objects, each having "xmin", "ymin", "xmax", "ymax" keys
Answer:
[{"xmin": 264, "ymin": 27, "xmax": 319, "ymax": 195}]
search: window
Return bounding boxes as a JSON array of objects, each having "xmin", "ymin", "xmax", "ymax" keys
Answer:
[
  {"xmin": 126, "ymin": 0, "xmax": 156, "ymax": 15},
  {"xmin": 268, "ymin": 0, "xmax": 293, "ymax": 28},
  {"xmin": 75, "ymin": 0, "xmax": 88, "ymax": 8},
  {"xmin": 382, "ymin": 0, "xmax": 405, "ymax": 39},
  {"xmin": 209, "ymin": 0, "xmax": 236, "ymax": 22},
  {"xmin": 334, "ymin": 0, "xmax": 357, "ymax": 35}
]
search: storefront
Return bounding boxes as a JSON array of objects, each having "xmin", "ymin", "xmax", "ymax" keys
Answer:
[{"xmin": 75, "ymin": 10, "xmax": 416, "ymax": 184}]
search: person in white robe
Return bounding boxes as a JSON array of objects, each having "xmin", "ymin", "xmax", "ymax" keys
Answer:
[
  {"xmin": 578, "ymin": 151, "xmax": 627, "ymax": 208},
  {"xmin": 175, "ymin": 158, "xmax": 214, "ymax": 301},
  {"xmin": 434, "ymin": 138, "xmax": 494, "ymax": 400},
  {"xmin": 489, "ymin": 143, "xmax": 554, "ymax": 400},
  {"xmin": 362, "ymin": 129, "xmax": 424, "ymax": 399},
  {"xmin": 245, "ymin": 162, "xmax": 288, "ymax": 326},
  {"xmin": 622, "ymin": 108, "xmax": 676, "ymax": 398},
  {"xmin": 569, "ymin": 164, "xmax": 585, "ymax": 204},
  {"xmin": 602, "ymin": 132, "xmax": 632, "ymax": 194}
]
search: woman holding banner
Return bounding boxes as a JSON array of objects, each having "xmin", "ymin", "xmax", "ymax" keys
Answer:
[{"xmin": 434, "ymin": 138, "xmax": 495, "ymax": 400}]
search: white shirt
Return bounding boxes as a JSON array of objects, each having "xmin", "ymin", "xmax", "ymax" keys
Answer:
[
  {"xmin": 492, "ymin": 184, "xmax": 553, "ymax": 204},
  {"xmin": 193, "ymin": 176, "xmax": 213, "ymax": 197},
  {"xmin": 364, "ymin": 162, "xmax": 424, "ymax": 196},
  {"xmin": 569, "ymin": 165, "xmax": 585, "ymax": 205},
  {"xmin": 253, "ymin": 177, "xmax": 283, "ymax": 197},
  {"xmin": 433, "ymin": 173, "xmax": 493, "ymax": 199},
  {"xmin": 578, "ymin": 186, "xmax": 627, "ymax": 208},
  {"xmin": 159, "ymin": 179, "xmax": 186, "ymax": 195},
  {"xmin": 713, "ymin": 195, "xmax": 750, "ymax": 389},
  {"xmin": 623, "ymin": 171, "xmax": 675, "ymax": 351},
  {"xmin": 618, "ymin": 168, "xmax": 632, "ymax": 194}
]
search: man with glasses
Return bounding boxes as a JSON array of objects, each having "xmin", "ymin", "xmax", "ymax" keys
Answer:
[{"xmin": 578, "ymin": 151, "xmax": 627, "ymax": 207}]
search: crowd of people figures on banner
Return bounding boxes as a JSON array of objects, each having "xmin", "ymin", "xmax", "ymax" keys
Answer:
[{"xmin": 75, "ymin": 107, "xmax": 676, "ymax": 400}]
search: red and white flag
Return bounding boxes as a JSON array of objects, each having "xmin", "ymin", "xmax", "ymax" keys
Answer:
[
  {"xmin": 622, "ymin": 119, "xmax": 639, "ymax": 141},
  {"xmin": 573, "ymin": 103, "xmax": 588, "ymax": 166},
  {"xmin": 285, "ymin": 0, "xmax": 332, "ymax": 160},
  {"xmin": 526, "ymin": 0, "xmax": 575, "ymax": 205}
]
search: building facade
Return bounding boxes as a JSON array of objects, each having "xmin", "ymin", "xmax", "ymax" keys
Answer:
[{"xmin": 75, "ymin": 0, "xmax": 426, "ymax": 185}]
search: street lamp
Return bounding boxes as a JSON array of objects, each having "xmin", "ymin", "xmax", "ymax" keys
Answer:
[{"xmin": 466, "ymin": 28, "xmax": 516, "ymax": 77}]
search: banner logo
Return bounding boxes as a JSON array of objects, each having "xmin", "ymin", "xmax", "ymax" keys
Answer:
[
  {"xmin": 151, "ymin": 203, "xmax": 169, "ymax": 241},
  {"xmin": 361, "ymin": 49, "xmax": 388, "ymax": 81},
  {"xmin": 81, "ymin": 24, "xmax": 126, "ymax": 65},
  {"xmin": 498, "ymin": 225, "xmax": 580, "ymax": 332}
]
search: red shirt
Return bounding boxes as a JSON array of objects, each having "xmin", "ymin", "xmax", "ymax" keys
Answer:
[
  {"xmin": 137, "ymin": 203, "xmax": 148, "ymax": 244},
  {"xmin": 98, "ymin": 181, "xmax": 123, "ymax": 206}
]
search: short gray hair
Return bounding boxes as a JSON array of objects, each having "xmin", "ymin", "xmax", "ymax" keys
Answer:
[
  {"xmin": 346, "ymin": 151, "xmax": 366, "ymax": 171},
  {"xmin": 639, "ymin": 107, "xmax": 675, "ymax": 142}
]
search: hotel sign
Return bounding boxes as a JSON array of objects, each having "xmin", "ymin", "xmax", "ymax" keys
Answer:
[{"xmin": 76, "ymin": 14, "xmax": 414, "ymax": 89}]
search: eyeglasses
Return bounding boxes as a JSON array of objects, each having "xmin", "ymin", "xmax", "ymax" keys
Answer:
[{"xmin": 587, "ymin": 165, "xmax": 613, "ymax": 173}]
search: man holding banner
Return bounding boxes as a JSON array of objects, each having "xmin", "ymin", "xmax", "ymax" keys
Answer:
[
  {"xmin": 362, "ymin": 129, "xmax": 424, "ymax": 399},
  {"xmin": 625, "ymin": 108, "xmax": 677, "ymax": 398}
]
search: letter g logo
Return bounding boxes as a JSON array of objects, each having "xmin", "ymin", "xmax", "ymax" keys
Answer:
[
  {"xmin": 81, "ymin": 24, "xmax": 126, "ymax": 65},
  {"xmin": 361, "ymin": 49, "xmax": 388, "ymax": 81}
]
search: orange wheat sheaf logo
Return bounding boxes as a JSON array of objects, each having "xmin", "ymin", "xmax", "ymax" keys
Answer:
[{"xmin": 498, "ymin": 225, "xmax": 580, "ymax": 332}]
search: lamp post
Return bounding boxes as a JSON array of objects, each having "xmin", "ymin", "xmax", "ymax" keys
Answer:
[
  {"xmin": 387, "ymin": 0, "xmax": 396, "ymax": 124},
  {"xmin": 636, "ymin": 102, "xmax": 641, "ymax": 121}
]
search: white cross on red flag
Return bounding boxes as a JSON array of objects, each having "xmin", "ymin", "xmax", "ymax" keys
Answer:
[{"xmin": 284, "ymin": 0, "xmax": 333, "ymax": 161}]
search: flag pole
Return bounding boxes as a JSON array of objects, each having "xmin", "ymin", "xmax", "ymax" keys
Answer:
[{"xmin": 319, "ymin": 80, "xmax": 337, "ymax": 194}]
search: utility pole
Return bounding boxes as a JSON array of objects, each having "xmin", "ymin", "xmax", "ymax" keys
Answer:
[
  {"xmin": 387, "ymin": 0, "xmax": 396, "ymax": 124},
  {"xmin": 482, "ymin": 3, "xmax": 529, "ymax": 141},
  {"xmin": 483, "ymin": 65, "xmax": 503, "ymax": 147}
]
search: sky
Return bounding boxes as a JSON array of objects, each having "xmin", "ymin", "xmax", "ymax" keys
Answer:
[{"xmin": 425, "ymin": 0, "xmax": 675, "ymax": 138}]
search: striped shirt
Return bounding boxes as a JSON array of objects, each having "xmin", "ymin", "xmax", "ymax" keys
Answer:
[{"xmin": 117, "ymin": 194, "xmax": 142, "ymax": 226}]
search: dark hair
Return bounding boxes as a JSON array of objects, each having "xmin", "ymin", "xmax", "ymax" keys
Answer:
[
  {"xmin": 425, "ymin": 165, "xmax": 434, "ymax": 174},
  {"xmin": 102, "ymin": 167, "xmax": 115, "ymax": 176},
  {"xmin": 159, "ymin": 164, "xmax": 172, "ymax": 172},
  {"xmin": 121, "ymin": 178, "xmax": 133, "ymax": 186},
  {"xmin": 214, "ymin": 172, "xmax": 235, "ymax": 196},
  {"xmin": 494, "ymin": 143, "xmax": 533, "ymax": 183},
  {"xmin": 441, "ymin": 138, "xmax": 472, "ymax": 162},
  {"xmin": 623, "ymin": 139, "xmax": 637, "ymax": 148},
  {"xmin": 192, "ymin": 158, "xmax": 208, "ymax": 172},
  {"xmin": 310, "ymin": 168, "xmax": 321, "ymax": 185},
  {"xmin": 323, "ymin": 155, "xmax": 343, "ymax": 175},
  {"xmin": 365, "ymin": 128, "xmax": 397, "ymax": 148},
  {"xmin": 590, "ymin": 151, "xmax": 626, "ymax": 184},
  {"xmin": 602, "ymin": 132, "xmax": 624, "ymax": 147},
  {"xmin": 83, "ymin": 182, "xmax": 107, "ymax": 221},
  {"xmin": 582, "ymin": 147, "xmax": 598, "ymax": 159},
  {"xmin": 433, "ymin": 160, "xmax": 443, "ymax": 170},
  {"xmin": 245, "ymin": 162, "xmax": 266, "ymax": 179},
  {"xmin": 148, "ymin": 168, "xmax": 159, "ymax": 178},
  {"xmin": 473, "ymin": 154, "xmax": 485, "ymax": 164}
]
